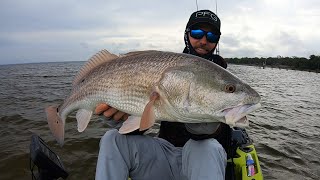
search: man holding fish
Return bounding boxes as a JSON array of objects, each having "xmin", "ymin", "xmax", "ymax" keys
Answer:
[
  {"xmin": 46, "ymin": 9, "xmax": 261, "ymax": 180},
  {"xmin": 90, "ymin": 10, "xmax": 260, "ymax": 180}
]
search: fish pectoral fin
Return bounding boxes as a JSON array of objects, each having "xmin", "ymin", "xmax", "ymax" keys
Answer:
[
  {"xmin": 119, "ymin": 116, "xmax": 141, "ymax": 134},
  {"xmin": 45, "ymin": 106, "xmax": 65, "ymax": 146},
  {"xmin": 76, "ymin": 109, "xmax": 93, "ymax": 132},
  {"xmin": 140, "ymin": 92, "xmax": 158, "ymax": 131}
]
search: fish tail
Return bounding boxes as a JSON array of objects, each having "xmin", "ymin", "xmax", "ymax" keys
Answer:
[{"xmin": 45, "ymin": 105, "xmax": 65, "ymax": 146}]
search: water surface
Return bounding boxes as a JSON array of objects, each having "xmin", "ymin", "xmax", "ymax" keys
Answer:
[{"xmin": 0, "ymin": 62, "xmax": 319, "ymax": 179}]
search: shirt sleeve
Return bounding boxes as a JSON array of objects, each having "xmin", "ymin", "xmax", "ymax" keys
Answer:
[{"xmin": 100, "ymin": 116, "xmax": 124, "ymax": 129}]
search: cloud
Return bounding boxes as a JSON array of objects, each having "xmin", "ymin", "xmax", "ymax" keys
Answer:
[{"xmin": 0, "ymin": 0, "xmax": 319, "ymax": 64}]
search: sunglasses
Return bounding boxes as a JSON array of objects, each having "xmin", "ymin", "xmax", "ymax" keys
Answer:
[{"xmin": 189, "ymin": 29, "xmax": 220, "ymax": 43}]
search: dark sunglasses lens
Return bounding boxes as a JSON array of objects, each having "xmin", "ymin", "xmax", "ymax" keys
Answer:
[
  {"xmin": 190, "ymin": 29, "xmax": 205, "ymax": 39},
  {"xmin": 206, "ymin": 32, "xmax": 219, "ymax": 43}
]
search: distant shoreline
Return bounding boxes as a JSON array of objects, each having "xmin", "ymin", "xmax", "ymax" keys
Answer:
[
  {"xmin": 1, "ymin": 60, "xmax": 319, "ymax": 73},
  {"xmin": 0, "ymin": 61, "xmax": 85, "ymax": 66},
  {"xmin": 226, "ymin": 55, "xmax": 320, "ymax": 73},
  {"xmin": 230, "ymin": 63, "xmax": 320, "ymax": 73}
]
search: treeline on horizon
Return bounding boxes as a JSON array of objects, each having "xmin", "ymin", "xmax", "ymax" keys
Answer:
[{"xmin": 225, "ymin": 55, "xmax": 320, "ymax": 71}]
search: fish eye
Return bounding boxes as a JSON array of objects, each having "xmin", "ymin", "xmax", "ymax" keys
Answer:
[{"xmin": 225, "ymin": 84, "xmax": 236, "ymax": 93}]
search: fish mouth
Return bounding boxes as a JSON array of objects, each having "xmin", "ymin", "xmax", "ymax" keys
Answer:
[{"xmin": 222, "ymin": 103, "xmax": 261, "ymax": 127}]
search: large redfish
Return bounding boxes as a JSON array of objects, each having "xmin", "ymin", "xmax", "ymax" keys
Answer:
[{"xmin": 46, "ymin": 50, "xmax": 261, "ymax": 145}]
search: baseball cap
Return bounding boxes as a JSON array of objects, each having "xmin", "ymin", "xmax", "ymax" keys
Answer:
[{"xmin": 186, "ymin": 10, "xmax": 221, "ymax": 35}]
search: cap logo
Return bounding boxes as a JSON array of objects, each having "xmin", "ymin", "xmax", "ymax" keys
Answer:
[{"xmin": 195, "ymin": 11, "xmax": 218, "ymax": 21}]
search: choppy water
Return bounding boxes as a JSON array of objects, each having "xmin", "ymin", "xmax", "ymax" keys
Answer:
[{"xmin": 0, "ymin": 62, "xmax": 319, "ymax": 180}]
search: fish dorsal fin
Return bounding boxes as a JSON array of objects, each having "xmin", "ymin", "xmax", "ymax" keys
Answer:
[
  {"xmin": 121, "ymin": 50, "xmax": 159, "ymax": 57},
  {"xmin": 73, "ymin": 49, "xmax": 118, "ymax": 86}
]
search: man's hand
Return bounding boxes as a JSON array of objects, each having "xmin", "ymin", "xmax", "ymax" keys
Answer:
[{"xmin": 95, "ymin": 103, "xmax": 129, "ymax": 121}]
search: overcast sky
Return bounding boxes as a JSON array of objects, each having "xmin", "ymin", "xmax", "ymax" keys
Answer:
[{"xmin": 0, "ymin": 0, "xmax": 319, "ymax": 65}]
